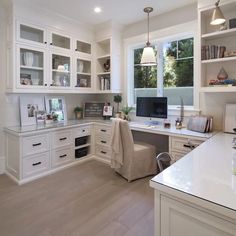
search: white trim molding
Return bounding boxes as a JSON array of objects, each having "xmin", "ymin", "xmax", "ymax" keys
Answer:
[{"xmin": 0, "ymin": 156, "xmax": 5, "ymax": 174}]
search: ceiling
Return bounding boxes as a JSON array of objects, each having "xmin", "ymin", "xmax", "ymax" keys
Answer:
[{"xmin": 16, "ymin": 0, "xmax": 197, "ymax": 26}]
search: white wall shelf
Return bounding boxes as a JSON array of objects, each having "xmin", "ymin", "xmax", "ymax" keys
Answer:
[
  {"xmin": 201, "ymin": 56, "xmax": 236, "ymax": 64},
  {"xmin": 201, "ymin": 28, "xmax": 236, "ymax": 40}
]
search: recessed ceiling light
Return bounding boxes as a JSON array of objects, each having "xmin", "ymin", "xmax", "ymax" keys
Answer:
[{"xmin": 94, "ymin": 7, "xmax": 102, "ymax": 13}]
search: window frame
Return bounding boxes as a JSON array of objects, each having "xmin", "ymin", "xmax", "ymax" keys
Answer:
[{"xmin": 124, "ymin": 23, "xmax": 199, "ymax": 115}]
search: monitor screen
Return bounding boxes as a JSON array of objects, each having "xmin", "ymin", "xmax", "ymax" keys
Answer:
[{"xmin": 136, "ymin": 97, "xmax": 168, "ymax": 119}]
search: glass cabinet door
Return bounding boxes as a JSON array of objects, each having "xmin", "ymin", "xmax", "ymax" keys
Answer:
[
  {"xmin": 18, "ymin": 45, "xmax": 46, "ymax": 87},
  {"xmin": 51, "ymin": 54, "xmax": 71, "ymax": 87},
  {"xmin": 75, "ymin": 58, "xmax": 91, "ymax": 88},
  {"xmin": 51, "ymin": 33, "xmax": 71, "ymax": 50},
  {"xmin": 75, "ymin": 40, "xmax": 91, "ymax": 55},
  {"xmin": 19, "ymin": 23, "xmax": 46, "ymax": 45}
]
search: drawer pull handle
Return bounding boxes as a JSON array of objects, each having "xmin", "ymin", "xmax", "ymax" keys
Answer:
[
  {"xmin": 32, "ymin": 161, "xmax": 41, "ymax": 166},
  {"xmin": 59, "ymin": 154, "xmax": 67, "ymax": 158},
  {"xmin": 59, "ymin": 137, "xmax": 67, "ymax": 141},
  {"xmin": 101, "ymin": 140, "xmax": 107, "ymax": 144},
  {"xmin": 101, "ymin": 129, "xmax": 106, "ymax": 132},
  {"xmin": 32, "ymin": 143, "xmax": 42, "ymax": 147},
  {"xmin": 183, "ymin": 144, "xmax": 196, "ymax": 149},
  {"xmin": 101, "ymin": 151, "xmax": 107, "ymax": 154}
]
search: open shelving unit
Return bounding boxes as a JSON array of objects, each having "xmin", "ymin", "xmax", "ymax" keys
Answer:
[{"xmin": 199, "ymin": 0, "xmax": 236, "ymax": 92}]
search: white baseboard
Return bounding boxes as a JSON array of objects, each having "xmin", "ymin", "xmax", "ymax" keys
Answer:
[{"xmin": 0, "ymin": 156, "xmax": 5, "ymax": 174}]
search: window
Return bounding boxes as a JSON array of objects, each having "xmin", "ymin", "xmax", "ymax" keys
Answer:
[{"xmin": 130, "ymin": 36, "xmax": 194, "ymax": 107}]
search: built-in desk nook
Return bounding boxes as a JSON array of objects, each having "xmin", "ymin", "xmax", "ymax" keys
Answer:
[{"xmin": 5, "ymin": 120, "xmax": 214, "ymax": 184}]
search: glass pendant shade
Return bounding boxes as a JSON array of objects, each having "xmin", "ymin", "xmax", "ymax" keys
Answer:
[
  {"xmin": 140, "ymin": 45, "xmax": 156, "ymax": 66},
  {"xmin": 140, "ymin": 7, "xmax": 156, "ymax": 66},
  {"xmin": 210, "ymin": 1, "xmax": 226, "ymax": 25}
]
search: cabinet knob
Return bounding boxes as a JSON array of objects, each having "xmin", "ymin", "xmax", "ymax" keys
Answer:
[
  {"xmin": 75, "ymin": 49, "xmax": 78, "ymax": 51},
  {"xmin": 50, "ymin": 43, "xmax": 53, "ymax": 45},
  {"xmin": 44, "ymin": 83, "xmax": 47, "ymax": 86},
  {"xmin": 50, "ymin": 84, "xmax": 53, "ymax": 86},
  {"xmin": 44, "ymin": 41, "xmax": 47, "ymax": 44}
]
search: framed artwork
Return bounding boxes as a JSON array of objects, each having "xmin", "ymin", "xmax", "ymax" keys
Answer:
[
  {"xmin": 103, "ymin": 105, "xmax": 113, "ymax": 116},
  {"xmin": 45, "ymin": 96, "xmax": 67, "ymax": 122},
  {"xmin": 20, "ymin": 95, "xmax": 45, "ymax": 126}
]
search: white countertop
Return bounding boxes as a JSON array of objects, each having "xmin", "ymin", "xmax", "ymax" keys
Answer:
[{"xmin": 150, "ymin": 132, "xmax": 236, "ymax": 212}]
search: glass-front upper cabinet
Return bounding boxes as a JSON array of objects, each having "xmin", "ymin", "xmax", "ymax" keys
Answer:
[
  {"xmin": 51, "ymin": 53, "xmax": 71, "ymax": 88},
  {"xmin": 51, "ymin": 33, "xmax": 71, "ymax": 50},
  {"xmin": 75, "ymin": 40, "xmax": 91, "ymax": 57},
  {"xmin": 17, "ymin": 22, "xmax": 47, "ymax": 46},
  {"xmin": 17, "ymin": 44, "xmax": 46, "ymax": 88},
  {"xmin": 75, "ymin": 58, "xmax": 92, "ymax": 88}
]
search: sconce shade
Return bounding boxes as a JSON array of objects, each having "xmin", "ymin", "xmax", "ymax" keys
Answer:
[
  {"xmin": 140, "ymin": 45, "xmax": 156, "ymax": 66},
  {"xmin": 210, "ymin": 1, "xmax": 226, "ymax": 25}
]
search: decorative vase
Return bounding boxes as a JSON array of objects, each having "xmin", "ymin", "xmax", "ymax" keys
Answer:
[
  {"xmin": 78, "ymin": 61, "xmax": 84, "ymax": 73},
  {"xmin": 217, "ymin": 67, "xmax": 228, "ymax": 80},
  {"xmin": 23, "ymin": 52, "xmax": 34, "ymax": 67}
]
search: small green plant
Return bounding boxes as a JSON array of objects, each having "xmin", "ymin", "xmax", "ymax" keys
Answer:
[
  {"xmin": 52, "ymin": 112, "xmax": 58, "ymax": 121},
  {"xmin": 74, "ymin": 106, "xmax": 83, "ymax": 119},
  {"xmin": 121, "ymin": 105, "xmax": 133, "ymax": 115},
  {"xmin": 74, "ymin": 106, "xmax": 83, "ymax": 113},
  {"xmin": 113, "ymin": 94, "xmax": 122, "ymax": 113}
]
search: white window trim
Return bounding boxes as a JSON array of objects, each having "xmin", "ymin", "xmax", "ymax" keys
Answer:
[{"xmin": 123, "ymin": 20, "xmax": 199, "ymax": 114}]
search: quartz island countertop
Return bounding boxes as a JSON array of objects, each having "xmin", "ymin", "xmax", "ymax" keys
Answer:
[{"xmin": 150, "ymin": 132, "xmax": 236, "ymax": 212}]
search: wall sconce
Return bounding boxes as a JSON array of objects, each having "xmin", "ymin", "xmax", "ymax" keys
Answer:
[
  {"xmin": 210, "ymin": 0, "xmax": 226, "ymax": 25},
  {"xmin": 140, "ymin": 7, "xmax": 156, "ymax": 66}
]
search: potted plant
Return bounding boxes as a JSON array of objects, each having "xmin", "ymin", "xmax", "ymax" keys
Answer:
[
  {"xmin": 121, "ymin": 105, "xmax": 133, "ymax": 121},
  {"xmin": 74, "ymin": 106, "xmax": 83, "ymax": 119},
  {"xmin": 113, "ymin": 94, "xmax": 122, "ymax": 117}
]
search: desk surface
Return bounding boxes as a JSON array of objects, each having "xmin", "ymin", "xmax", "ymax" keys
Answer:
[
  {"xmin": 150, "ymin": 132, "xmax": 236, "ymax": 213},
  {"xmin": 5, "ymin": 120, "xmax": 214, "ymax": 140}
]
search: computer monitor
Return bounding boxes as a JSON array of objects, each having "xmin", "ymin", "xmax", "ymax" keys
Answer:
[{"xmin": 136, "ymin": 97, "xmax": 168, "ymax": 120}]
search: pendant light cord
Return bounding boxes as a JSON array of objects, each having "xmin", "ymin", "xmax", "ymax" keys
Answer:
[{"xmin": 147, "ymin": 11, "xmax": 150, "ymax": 45}]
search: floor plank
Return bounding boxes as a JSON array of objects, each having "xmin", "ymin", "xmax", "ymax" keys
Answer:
[{"xmin": 0, "ymin": 160, "xmax": 155, "ymax": 236}]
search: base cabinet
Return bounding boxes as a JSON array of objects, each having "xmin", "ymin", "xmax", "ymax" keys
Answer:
[
  {"xmin": 160, "ymin": 195, "xmax": 236, "ymax": 236},
  {"xmin": 5, "ymin": 124, "xmax": 92, "ymax": 184}
]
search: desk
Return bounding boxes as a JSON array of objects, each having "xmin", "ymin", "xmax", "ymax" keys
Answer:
[
  {"xmin": 129, "ymin": 122, "xmax": 214, "ymax": 162},
  {"xmin": 4, "ymin": 120, "xmax": 214, "ymax": 184}
]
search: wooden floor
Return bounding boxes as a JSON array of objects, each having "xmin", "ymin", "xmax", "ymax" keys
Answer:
[{"xmin": 0, "ymin": 160, "xmax": 155, "ymax": 236}]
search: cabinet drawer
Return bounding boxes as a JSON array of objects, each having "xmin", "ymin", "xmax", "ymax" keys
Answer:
[
  {"xmin": 171, "ymin": 151, "xmax": 186, "ymax": 162},
  {"xmin": 95, "ymin": 145, "xmax": 111, "ymax": 159},
  {"xmin": 73, "ymin": 125, "xmax": 91, "ymax": 138},
  {"xmin": 95, "ymin": 125, "xmax": 111, "ymax": 136},
  {"xmin": 52, "ymin": 130, "xmax": 72, "ymax": 148},
  {"xmin": 171, "ymin": 137, "xmax": 203, "ymax": 153},
  {"xmin": 51, "ymin": 147, "xmax": 73, "ymax": 168},
  {"xmin": 22, "ymin": 152, "xmax": 50, "ymax": 178},
  {"xmin": 95, "ymin": 134, "xmax": 110, "ymax": 146},
  {"xmin": 22, "ymin": 134, "xmax": 49, "ymax": 156}
]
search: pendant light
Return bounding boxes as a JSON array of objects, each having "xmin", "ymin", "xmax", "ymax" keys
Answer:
[
  {"xmin": 140, "ymin": 7, "xmax": 156, "ymax": 66},
  {"xmin": 210, "ymin": 0, "xmax": 226, "ymax": 25}
]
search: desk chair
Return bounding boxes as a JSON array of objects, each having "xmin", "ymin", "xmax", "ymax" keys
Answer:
[
  {"xmin": 156, "ymin": 152, "xmax": 173, "ymax": 172},
  {"xmin": 110, "ymin": 119, "xmax": 157, "ymax": 182}
]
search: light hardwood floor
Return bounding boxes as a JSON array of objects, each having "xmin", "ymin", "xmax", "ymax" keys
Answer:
[{"xmin": 0, "ymin": 160, "xmax": 155, "ymax": 236}]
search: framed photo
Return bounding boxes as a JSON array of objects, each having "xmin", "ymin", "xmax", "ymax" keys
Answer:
[
  {"xmin": 45, "ymin": 96, "xmax": 67, "ymax": 122},
  {"xmin": 103, "ymin": 105, "xmax": 113, "ymax": 116},
  {"xmin": 20, "ymin": 95, "xmax": 45, "ymax": 126},
  {"xmin": 84, "ymin": 102, "xmax": 105, "ymax": 118}
]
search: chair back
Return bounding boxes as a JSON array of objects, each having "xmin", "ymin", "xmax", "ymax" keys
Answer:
[{"xmin": 156, "ymin": 152, "xmax": 172, "ymax": 172}]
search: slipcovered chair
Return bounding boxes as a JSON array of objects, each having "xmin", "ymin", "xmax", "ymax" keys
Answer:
[
  {"xmin": 156, "ymin": 152, "xmax": 173, "ymax": 172},
  {"xmin": 110, "ymin": 119, "xmax": 157, "ymax": 182}
]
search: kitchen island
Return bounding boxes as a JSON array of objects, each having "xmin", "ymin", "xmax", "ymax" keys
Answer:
[{"xmin": 150, "ymin": 132, "xmax": 236, "ymax": 236}]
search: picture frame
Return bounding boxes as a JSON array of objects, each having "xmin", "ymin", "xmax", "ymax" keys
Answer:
[
  {"xmin": 103, "ymin": 105, "xmax": 113, "ymax": 116},
  {"xmin": 20, "ymin": 95, "xmax": 45, "ymax": 126},
  {"xmin": 36, "ymin": 110, "xmax": 46, "ymax": 125},
  {"xmin": 45, "ymin": 96, "xmax": 67, "ymax": 122},
  {"xmin": 84, "ymin": 102, "xmax": 105, "ymax": 118}
]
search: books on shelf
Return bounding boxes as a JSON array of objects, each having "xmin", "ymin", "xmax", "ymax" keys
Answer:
[
  {"xmin": 201, "ymin": 45, "xmax": 226, "ymax": 60},
  {"xmin": 100, "ymin": 76, "xmax": 110, "ymax": 90}
]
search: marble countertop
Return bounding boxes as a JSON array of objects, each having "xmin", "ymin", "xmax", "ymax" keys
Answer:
[
  {"xmin": 4, "ymin": 119, "xmax": 111, "ymax": 133},
  {"xmin": 150, "ymin": 132, "xmax": 236, "ymax": 212}
]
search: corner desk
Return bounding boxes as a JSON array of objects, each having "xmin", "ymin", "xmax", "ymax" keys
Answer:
[{"xmin": 4, "ymin": 120, "xmax": 214, "ymax": 184}]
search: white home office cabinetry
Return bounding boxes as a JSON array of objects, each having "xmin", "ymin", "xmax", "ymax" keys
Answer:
[
  {"xmin": 199, "ymin": 0, "xmax": 236, "ymax": 92},
  {"xmin": 6, "ymin": 18, "xmax": 121, "ymax": 93},
  {"xmin": 5, "ymin": 124, "xmax": 92, "ymax": 184}
]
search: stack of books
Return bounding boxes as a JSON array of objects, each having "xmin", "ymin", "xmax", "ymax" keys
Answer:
[
  {"xmin": 100, "ymin": 77, "xmax": 110, "ymax": 90},
  {"xmin": 201, "ymin": 45, "xmax": 226, "ymax": 60}
]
